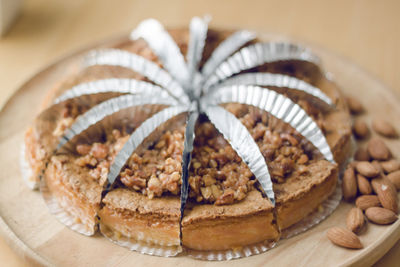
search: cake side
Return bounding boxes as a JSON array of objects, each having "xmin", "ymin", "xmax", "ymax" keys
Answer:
[
  {"xmin": 181, "ymin": 189, "xmax": 279, "ymax": 251},
  {"xmin": 99, "ymin": 188, "xmax": 181, "ymax": 249}
]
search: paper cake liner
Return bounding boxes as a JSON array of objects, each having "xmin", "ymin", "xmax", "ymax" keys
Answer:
[
  {"xmin": 99, "ymin": 223, "xmax": 182, "ymax": 257},
  {"xmin": 184, "ymin": 239, "xmax": 277, "ymax": 261}
]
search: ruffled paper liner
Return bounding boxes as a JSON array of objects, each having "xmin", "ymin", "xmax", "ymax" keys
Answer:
[
  {"xmin": 39, "ymin": 170, "xmax": 96, "ymax": 236},
  {"xmin": 99, "ymin": 223, "xmax": 182, "ymax": 257},
  {"xmin": 184, "ymin": 239, "xmax": 277, "ymax": 261},
  {"xmin": 184, "ymin": 180, "xmax": 342, "ymax": 260},
  {"xmin": 19, "ymin": 143, "xmax": 38, "ymax": 190}
]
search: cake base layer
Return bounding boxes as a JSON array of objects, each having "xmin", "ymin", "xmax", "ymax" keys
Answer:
[
  {"xmin": 43, "ymin": 155, "xmax": 102, "ymax": 235},
  {"xmin": 99, "ymin": 188, "xmax": 181, "ymax": 250},
  {"xmin": 275, "ymin": 161, "xmax": 338, "ymax": 229},
  {"xmin": 181, "ymin": 190, "xmax": 279, "ymax": 251}
]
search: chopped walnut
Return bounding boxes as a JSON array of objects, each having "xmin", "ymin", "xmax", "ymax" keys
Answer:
[
  {"xmin": 119, "ymin": 128, "xmax": 185, "ymax": 197},
  {"xmin": 73, "ymin": 130, "xmax": 129, "ymax": 184}
]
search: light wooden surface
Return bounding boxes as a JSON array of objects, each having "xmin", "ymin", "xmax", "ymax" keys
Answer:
[{"xmin": 0, "ymin": 0, "xmax": 399, "ymax": 266}]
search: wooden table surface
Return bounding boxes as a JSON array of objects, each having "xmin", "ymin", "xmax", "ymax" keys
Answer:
[{"xmin": 0, "ymin": 0, "xmax": 399, "ymax": 266}]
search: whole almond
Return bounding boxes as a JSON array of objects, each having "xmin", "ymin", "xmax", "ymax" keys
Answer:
[
  {"xmin": 356, "ymin": 195, "xmax": 381, "ymax": 210},
  {"xmin": 372, "ymin": 179, "xmax": 398, "ymax": 213},
  {"xmin": 346, "ymin": 97, "xmax": 364, "ymax": 115},
  {"xmin": 371, "ymin": 160, "xmax": 384, "ymax": 174},
  {"xmin": 381, "ymin": 160, "xmax": 400, "ymax": 174},
  {"xmin": 367, "ymin": 137, "xmax": 391, "ymax": 160},
  {"xmin": 346, "ymin": 208, "xmax": 365, "ymax": 233},
  {"xmin": 348, "ymin": 160, "xmax": 359, "ymax": 169},
  {"xmin": 357, "ymin": 174, "xmax": 372, "ymax": 195},
  {"xmin": 326, "ymin": 227, "xmax": 363, "ymax": 249},
  {"xmin": 354, "ymin": 148, "xmax": 370, "ymax": 161},
  {"xmin": 352, "ymin": 119, "xmax": 369, "ymax": 139},
  {"xmin": 372, "ymin": 119, "xmax": 398, "ymax": 138},
  {"xmin": 342, "ymin": 167, "xmax": 357, "ymax": 201},
  {"xmin": 365, "ymin": 207, "xmax": 398, "ymax": 225},
  {"xmin": 387, "ymin": 170, "xmax": 400, "ymax": 190},
  {"xmin": 371, "ymin": 177, "xmax": 397, "ymax": 196},
  {"xmin": 356, "ymin": 161, "xmax": 379, "ymax": 178}
]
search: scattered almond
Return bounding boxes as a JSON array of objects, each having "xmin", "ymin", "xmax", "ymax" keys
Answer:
[
  {"xmin": 354, "ymin": 147, "xmax": 370, "ymax": 161},
  {"xmin": 352, "ymin": 119, "xmax": 369, "ymax": 139},
  {"xmin": 355, "ymin": 195, "xmax": 381, "ymax": 210},
  {"xmin": 346, "ymin": 208, "xmax": 365, "ymax": 233},
  {"xmin": 371, "ymin": 177, "xmax": 397, "ymax": 196},
  {"xmin": 372, "ymin": 119, "xmax": 398, "ymax": 138},
  {"xmin": 342, "ymin": 167, "xmax": 357, "ymax": 201},
  {"xmin": 356, "ymin": 161, "xmax": 379, "ymax": 178},
  {"xmin": 348, "ymin": 160, "xmax": 359, "ymax": 169},
  {"xmin": 381, "ymin": 160, "xmax": 400, "ymax": 174},
  {"xmin": 357, "ymin": 174, "xmax": 372, "ymax": 195},
  {"xmin": 387, "ymin": 170, "xmax": 400, "ymax": 190},
  {"xmin": 365, "ymin": 207, "xmax": 398, "ymax": 225},
  {"xmin": 346, "ymin": 97, "xmax": 364, "ymax": 115},
  {"xmin": 371, "ymin": 160, "xmax": 384, "ymax": 174},
  {"xmin": 372, "ymin": 179, "xmax": 398, "ymax": 213},
  {"xmin": 367, "ymin": 137, "xmax": 391, "ymax": 160},
  {"xmin": 326, "ymin": 227, "xmax": 363, "ymax": 249}
]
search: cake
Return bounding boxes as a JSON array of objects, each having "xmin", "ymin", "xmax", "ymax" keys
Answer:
[{"xmin": 22, "ymin": 17, "xmax": 352, "ymax": 258}]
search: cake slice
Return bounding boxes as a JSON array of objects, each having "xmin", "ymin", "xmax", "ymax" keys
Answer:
[{"xmin": 99, "ymin": 188, "xmax": 181, "ymax": 254}]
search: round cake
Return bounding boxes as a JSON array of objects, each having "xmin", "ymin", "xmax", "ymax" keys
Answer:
[{"xmin": 22, "ymin": 17, "xmax": 352, "ymax": 258}]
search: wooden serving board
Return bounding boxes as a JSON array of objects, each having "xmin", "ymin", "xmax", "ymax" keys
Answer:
[{"xmin": 0, "ymin": 35, "xmax": 399, "ymax": 267}]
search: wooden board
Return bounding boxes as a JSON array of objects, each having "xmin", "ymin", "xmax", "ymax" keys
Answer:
[{"xmin": 0, "ymin": 35, "xmax": 399, "ymax": 267}]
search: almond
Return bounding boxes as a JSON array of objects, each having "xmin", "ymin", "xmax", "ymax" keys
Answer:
[
  {"xmin": 326, "ymin": 227, "xmax": 363, "ymax": 249},
  {"xmin": 346, "ymin": 208, "xmax": 365, "ymax": 233},
  {"xmin": 352, "ymin": 119, "xmax": 369, "ymax": 139},
  {"xmin": 365, "ymin": 207, "xmax": 398, "ymax": 225},
  {"xmin": 381, "ymin": 160, "xmax": 400, "ymax": 174},
  {"xmin": 357, "ymin": 174, "xmax": 372, "ymax": 195},
  {"xmin": 371, "ymin": 178, "xmax": 398, "ymax": 213},
  {"xmin": 367, "ymin": 137, "xmax": 391, "ymax": 161},
  {"xmin": 372, "ymin": 119, "xmax": 398, "ymax": 138},
  {"xmin": 371, "ymin": 177, "xmax": 397, "ymax": 196},
  {"xmin": 354, "ymin": 147, "xmax": 370, "ymax": 161},
  {"xmin": 355, "ymin": 195, "xmax": 381, "ymax": 210},
  {"xmin": 371, "ymin": 160, "xmax": 384, "ymax": 174},
  {"xmin": 387, "ymin": 170, "xmax": 400, "ymax": 190},
  {"xmin": 342, "ymin": 167, "xmax": 357, "ymax": 201},
  {"xmin": 346, "ymin": 97, "xmax": 364, "ymax": 115},
  {"xmin": 348, "ymin": 160, "xmax": 359, "ymax": 169},
  {"xmin": 356, "ymin": 161, "xmax": 379, "ymax": 178}
]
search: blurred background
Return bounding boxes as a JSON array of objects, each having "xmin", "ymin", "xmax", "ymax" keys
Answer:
[{"xmin": 0, "ymin": 0, "xmax": 399, "ymax": 266}]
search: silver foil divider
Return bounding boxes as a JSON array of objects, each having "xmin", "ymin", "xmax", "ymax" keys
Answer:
[
  {"xmin": 212, "ymin": 73, "xmax": 333, "ymax": 106},
  {"xmin": 203, "ymin": 42, "xmax": 320, "ymax": 92},
  {"xmin": 201, "ymin": 30, "xmax": 256, "ymax": 78},
  {"xmin": 107, "ymin": 105, "xmax": 190, "ymax": 186},
  {"xmin": 186, "ymin": 16, "xmax": 209, "ymax": 88},
  {"xmin": 203, "ymin": 105, "xmax": 275, "ymax": 206},
  {"xmin": 54, "ymin": 78, "xmax": 168, "ymax": 104},
  {"xmin": 205, "ymin": 85, "xmax": 335, "ymax": 163},
  {"xmin": 130, "ymin": 19, "xmax": 190, "ymax": 87},
  {"xmin": 83, "ymin": 49, "xmax": 190, "ymax": 104},
  {"xmin": 179, "ymin": 111, "xmax": 199, "ymax": 216},
  {"xmin": 58, "ymin": 94, "xmax": 177, "ymax": 149}
]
